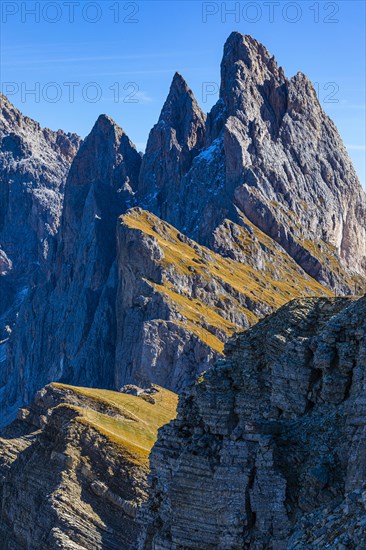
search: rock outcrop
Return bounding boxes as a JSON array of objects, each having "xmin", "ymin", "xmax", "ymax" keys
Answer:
[
  {"xmin": 139, "ymin": 72, "xmax": 206, "ymax": 223},
  {"xmin": 2, "ymin": 199, "xmax": 330, "ymax": 424},
  {"xmin": 115, "ymin": 208, "xmax": 331, "ymax": 392},
  {"xmin": 0, "ymin": 94, "xmax": 80, "ymax": 381},
  {"xmin": 1, "ymin": 116, "xmax": 141, "ymax": 425},
  {"xmin": 140, "ymin": 33, "xmax": 366, "ymax": 291},
  {"xmin": 1, "ymin": 33, "xmax": 366, "ymax": 426},
  {"xmin": 140, "ymin": 295, "xmax": 366, "ymax": 548},
  {"xmin": 0, "ymin": 382, "xmax": 177, "ymax": 549},
  {"xmin": 0, "ymin": 94, "xmax": 80, "ymax": 292}
]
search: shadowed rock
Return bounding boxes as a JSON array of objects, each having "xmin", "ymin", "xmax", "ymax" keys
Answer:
[
  {"xmin": 139, "ymin": 72, "xmax": 206, "ymax": 223},
  {"xmin": 140, "ymin": 295, "xmax": 366, "ymax": 548}
]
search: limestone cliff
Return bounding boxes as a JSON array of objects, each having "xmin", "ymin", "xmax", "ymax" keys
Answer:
[
  {"xmin": 1, "ymin": 116, "xmax": 141, "ymax": 425},
  {"xmin": 139, "ymin": 72, "xmax": 206, "ymax": 222},
  {"xmin": 1, "ymin": 33, "xmax": 366, "ymax": 426},
  {"xmin": 0, "ymin": 94, "xmax": 80, "ymax": 389},
  {"xmin": 140, "ymin": 33, "xmax": 366, "ymax": 291},
  {"xmin": 0, "ymin": 382, "xmax": 177, "ymax": 549},
  {"xmin": 115, "ymin": 208, "xmax": 331, "ymax": 391},
  {"xmin": 140, "ymin": 295, "xmax": 366, "ymax": 549}
]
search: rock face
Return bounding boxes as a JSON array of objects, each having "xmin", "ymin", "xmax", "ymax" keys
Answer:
[
  {"xmin": 0, "ymin": 382, "xmax": 177, "ymax": 549},
  {"xmin": 115, "ymin": 208, "xmax": 330, "ymax": 392},
  {"xmin": 0, "ymin": 116, "xmax": 141, "ymax": 425},
  {"xmin": 1, "ymin": 33, "xmax": 366, "ymax": 426},
  {"xmin": 139, "ymin": 72, "xmax": 206, "ymax": 223},
  {"xmin": 0, "ymin": 94, "xmax": 80, "ymax": 319},
  {"xmin": 0, "ymin": 96, "xmax": 81, "ymax": 404},
  {"xmin": 140, "ymin": 33, "xmax": 366, "ymax": 290},
  {"xmin": 2, "ymin": 200, "xmax": 330, "ymax": 424},
  {"xmin": 139, "ymin": 295, "xmax": 366, "ymax": 548}
]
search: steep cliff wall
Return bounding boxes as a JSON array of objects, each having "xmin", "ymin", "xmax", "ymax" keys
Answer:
[
  {"xmin": 115, "ymin": 208, "xmax": 331, "ymax": 391},
  {"xmin": 0, "ymin": 94, "xmax": 81, "ymax": 390},
  {"xmin": 140, "ymin": 34, "xmax": 366, "ymax": 290},
  {"xmin": 140, "ymin": 295, "xmax": 366, "ymax": 549},
  {"xmin": 1, "ymin": 33, "xmax": 365, "ymax": 426}
]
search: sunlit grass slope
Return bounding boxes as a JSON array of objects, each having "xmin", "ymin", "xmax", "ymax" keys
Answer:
[
  {"xmin": 121, "ymin": 209, "xmax": 333, "ymax": 353},
  {"xmin": 53, "ymin": 383, "xmax": 178, "ymax": 467}
]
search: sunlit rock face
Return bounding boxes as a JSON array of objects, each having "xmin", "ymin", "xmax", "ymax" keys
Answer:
[
  {"xmin": 140, "ymin": 33, "xmax": 366, "ymax": 290},
  {"xmin": 1, "ymin": 33, "xmax": 366, "ymax": 428}
]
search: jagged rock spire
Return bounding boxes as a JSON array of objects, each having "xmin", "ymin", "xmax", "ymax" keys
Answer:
[
  {"xmin": 182, "ymin": 32, "xmax": 366, "ymax": 282},
  {"xmin": 61, "ymin": 114, "xmax": 141, "ymax": 263},
  {"xmin": 157, "ymin": 72, "xmax": 205, "ymax": 144},
  {"xmin": 138, "ymin": 72, "xmax": 206, "ymax": 223}
]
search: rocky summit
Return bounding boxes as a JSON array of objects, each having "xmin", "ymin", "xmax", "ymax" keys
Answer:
[
  {"xmin": 140, "ymin": 33, "xmax": 366, "ymax": 292},
  {"xmin": 0, "ymin": 95, "xmax": 81, "ymax": 395},
  {"xmin": 140, "ymin": 295, "xmax": 366, "ymax": 549}
]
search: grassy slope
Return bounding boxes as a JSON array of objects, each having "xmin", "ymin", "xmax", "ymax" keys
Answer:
[
  {"xmin": 53, "ymin": 383, "xmax": 178, "ymax": 467},
  {"xmin": 122, "ymin": 209, "xmax": 332, "ymax": 353}
]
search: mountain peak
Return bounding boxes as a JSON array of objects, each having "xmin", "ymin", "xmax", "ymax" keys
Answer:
[
  {"xmin": 90, "ymin": 113, "xmax": 125, "ymax": 140},
  {"xmin": 222, "ymin": 32, "xmax": 275, "ymax": 70},
  {"xmin": 138, "ymin": 72, "xmax": 206, "ymax": 222},
  {"xmin": 158, "ymin": 72, "xmax": 204, "ymax": 128},
  {"xmin": 171, "ymin": 71, "xmax": 190, "ymax": 92}
]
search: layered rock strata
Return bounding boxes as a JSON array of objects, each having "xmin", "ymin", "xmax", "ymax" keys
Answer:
[
  {"xmin": 140, "ymin": 295, "xmax": 366, "ymax": 549},
  {"xmin": 0, "ymin": 382, "xmax": 177, "ymax": 549}
]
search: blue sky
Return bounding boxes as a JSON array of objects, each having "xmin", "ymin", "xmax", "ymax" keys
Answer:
[{"xmin": 1, "ymin": 0, "xmax": 365, "ymax": 187}]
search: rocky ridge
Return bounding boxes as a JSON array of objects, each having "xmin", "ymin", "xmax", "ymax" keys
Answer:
[
  {"xmin": 116, "ymin": 208, "xmax": 331, "ymax": 391},
  {"xmin": 1, "ymin": 32, "xmax": 366, "ymax": 425},
  {"xmin": 0, "ymin": 93, "xmax": 80, "ymax": 301},
  {"xmin": 1, "ymin": 199, "xmax": 330, "ymax": 424},
  {"xmin": 0, "ymin": 94, "xmax": 81, "ymax": 395},
  {"xmin": 140, "ymin": 33, "xmax": 366, "ymax": 291},
  {"xmin": 0, "ymin": 382, "xmax": 177, "ymax": 549},
  {"xmin": 0, "ymin": 115, "xmax": 141, "ymax": 425},
  {"xmin": 139, "ymin": 295, "xmax": 366, "ymax": 549}
]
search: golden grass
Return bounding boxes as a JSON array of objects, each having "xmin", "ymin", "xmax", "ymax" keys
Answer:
[
  {"xmin": 52, "ymin": 383, "xmax": 178, "ymax": 467},
  {"xmin": 121, "ymin": 209, "xmax": 332, "ymax": 352}
]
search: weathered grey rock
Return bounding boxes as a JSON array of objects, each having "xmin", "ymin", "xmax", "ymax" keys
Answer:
[
  {"xmin": 139, "ymin": 72, "xmax": 206, "ymax": 223},
  {"xmin": 115, "ymin": 208, "xmax": 330, "ymax": 393},
  {"xmin": 0, "ymin": 93, "xmax": 80, "ymax": 354},
  {"xmin": 140, "ymin": 33, "xmax": 366, "ymax": 292},
  {"xmin": 1, "ymin": 32, "xmax": 366, "ymax": 428},
  {"xmin": 139, "ymin": 295, "xmax": 366, "ymax": 549},
  {"xmin": 0, "ymin": 382, "xmax": 176, "ymax": 549},
  {"xmin": 0, "ymin": 116, "xmax": 141, "ymax": 425}
]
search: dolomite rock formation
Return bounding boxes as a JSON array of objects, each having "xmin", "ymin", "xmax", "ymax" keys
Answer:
[
  {"xmin": 0, "ymin": 94, "xmax": 80, "ymax": 372},
  {"xmin": 0, "ymin": 116, "xmax": 141, "ymax": 425},
  {"xmin": 2, "ymin": 198, "xmax": 330, "ymax": 427},
  {"xmin": 140, "ymin": 33, "xmax": 366, "ymax": 290},
  {"xmin": 1, "ymin": 32, "xmax": 366, "ymax": 427},
  {"xmin": 0, "ymin": 94, "xmax": 80, "ymax": 293},
  {"xmin": 140, "ymin": 295, "xmax": 366, "ymax": 549},
  {"xmin": 0, "ymin": 382, "xmax": 177, "ymax": 549},
  {"xmin": 139, "ymin": 72, "xmax": 206, "ymax": 222},
  {"xmin": 115, "ymin": 208, "xmax": 330, "ymax": 392}
]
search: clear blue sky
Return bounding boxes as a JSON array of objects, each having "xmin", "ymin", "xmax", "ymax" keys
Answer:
[{"xmin": 1, "ymin": 0, "xmax": 365, "ymax": 187}]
